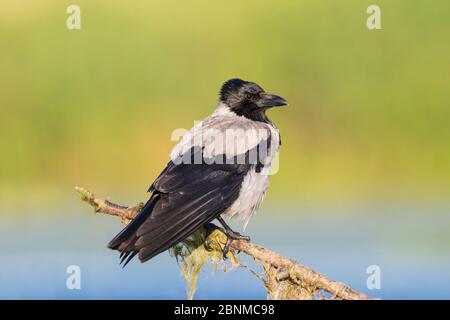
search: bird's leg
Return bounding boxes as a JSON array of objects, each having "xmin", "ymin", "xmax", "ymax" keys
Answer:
[
  {"xmin": 216, "ymin": 216, "xmax": 250, "ymax": 258},
  {"xmin": 217, "ymin": 217, "xmax": 250, "ymax": 240}
]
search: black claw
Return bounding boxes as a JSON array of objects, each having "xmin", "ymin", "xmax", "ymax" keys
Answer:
[
  {"xmin": 223, "ymin": 238, "xmax": 232, "ymax": 259},
  {"xmin": 204, "ymin": 237, "xmax": 213, "ymax": 252},
  {"xmin": 238, "ymin": 235, "xmax": 251, "ymax": 242}
]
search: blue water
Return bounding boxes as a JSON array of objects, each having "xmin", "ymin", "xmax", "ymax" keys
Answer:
[{"xmin": 1, "ymin": 201, "xmax": 449, "ymax": 299}]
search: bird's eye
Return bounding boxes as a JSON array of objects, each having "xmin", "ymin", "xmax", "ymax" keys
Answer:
[{"xmin": 245, "ymin": 93, "xmax": 253, "ymax": 100}]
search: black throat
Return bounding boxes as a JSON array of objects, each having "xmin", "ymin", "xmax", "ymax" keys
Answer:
[{"xmin": 230, "ymin": 104, "xmax": 271, "ymax": 123}]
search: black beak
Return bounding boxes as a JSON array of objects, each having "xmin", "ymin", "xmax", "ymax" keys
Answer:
[{"xmin": 257, "ymin": 93, "xmax": 288, "ymax": 108}]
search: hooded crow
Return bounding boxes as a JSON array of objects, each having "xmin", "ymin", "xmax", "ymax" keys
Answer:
[{"xmin": 108, "ymin": 79, "xmax": 287, "ymax": 266}]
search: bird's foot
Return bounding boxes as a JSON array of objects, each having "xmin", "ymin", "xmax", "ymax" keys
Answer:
[
  {"xmin": 216, "ymin": 216, "xmax": 250, "ymax": 259},
  {"xmin": 222, "ymin": 230, "xmax": 250, "ymax": 259}
]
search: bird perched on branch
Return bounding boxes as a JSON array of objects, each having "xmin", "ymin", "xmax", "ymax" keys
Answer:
[{"xmin": 108, "ymin": 79, "xmax": 287, "ymax": 266}]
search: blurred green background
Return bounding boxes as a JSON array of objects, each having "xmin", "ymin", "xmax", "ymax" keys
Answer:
[
  {"xmin": 1, "ymin": 0, "xmax": 449, "ymax": 205},
  {"xmin": 1, "ymin": 0, "xmax": 450, "ymax": 300}
]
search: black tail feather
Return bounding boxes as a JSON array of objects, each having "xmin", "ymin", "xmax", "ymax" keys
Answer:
[
  {"xmin": 107, "ymin": 195, "xmax": 160, "ymax": 266},
  {"xmin": 119, "ymin": 251, "xmax": 139, "ymax": 267}
]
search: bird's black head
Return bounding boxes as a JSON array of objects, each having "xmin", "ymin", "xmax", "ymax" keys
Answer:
[{"xmin": 219, "ymin": 78, "xmax": 288, "ymax": 122}]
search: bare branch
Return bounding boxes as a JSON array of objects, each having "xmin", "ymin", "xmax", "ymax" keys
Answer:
[
  {"xmin": 75, "ymin": 186, "xmax": 143, "ymax": 224},
  {"xmin": 76, "ymin": 186, "xmax": 375, "ymax": 300}
]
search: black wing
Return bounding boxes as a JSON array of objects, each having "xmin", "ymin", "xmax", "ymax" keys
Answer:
[{"xmin": 108, "ymin": 147, "xmax": 252, "ymax": 265}]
